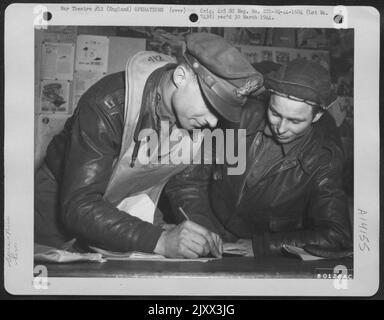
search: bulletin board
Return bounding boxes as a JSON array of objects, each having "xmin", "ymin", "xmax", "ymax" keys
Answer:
[{"xmin": 34, "ymin": 28, "xmax": 146, "ymax": 170}]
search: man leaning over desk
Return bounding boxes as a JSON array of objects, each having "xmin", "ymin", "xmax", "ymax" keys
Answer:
[
  {"xmin": 166, "ymin": 58, "xmax": 353, "ymax": 258},
  {"xmin": 34, "ymin": 33, "xmax": 263, "ymax": 259}
]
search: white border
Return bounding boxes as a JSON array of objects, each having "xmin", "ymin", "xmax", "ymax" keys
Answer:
[{"xmin": 4, "ymin": 4, "xmax": 380, "ymax": 296}]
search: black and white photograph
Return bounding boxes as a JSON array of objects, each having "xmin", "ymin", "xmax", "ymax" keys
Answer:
[{"xmin": 3, "ymin": 4, "xmax": 380, "ymax": 297}]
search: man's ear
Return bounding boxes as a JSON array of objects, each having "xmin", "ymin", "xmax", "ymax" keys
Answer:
[
  {"xmin": 172, "ymin": 65, "xmax": 187, "ymax": 88},
  {"xmin": 312, "ymin": 110, "xmax": 324, "ymax": 123}
]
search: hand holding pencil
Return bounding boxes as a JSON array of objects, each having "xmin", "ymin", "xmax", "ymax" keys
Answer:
[
  {"xmin": 154, "ymin": 207, "xmax": 223, "ymax": 259},
  {"xmin": 178, "ymin": 207, "xmax": 222, "ymax": 257}
]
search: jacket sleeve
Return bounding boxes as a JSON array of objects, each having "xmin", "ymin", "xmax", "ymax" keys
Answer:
[
  {"xmin": 252, "ymin": 149, "xmax": 353, "ymax": 257},
  {"xmin": 59, "ymin": 94, "xmax": 163, "ymax": 253},
  {"xmin": 165, "ymin": 164, "xmax": 237, "ymax": 242}
]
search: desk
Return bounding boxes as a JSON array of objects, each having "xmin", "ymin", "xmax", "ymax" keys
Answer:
[{"xmin": 43, "ymin": 256, "xmax": 353, "ymax": 278}]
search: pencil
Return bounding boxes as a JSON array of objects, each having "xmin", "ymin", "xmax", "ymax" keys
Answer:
[{"xmin": 178, "ymin": 207, "xmax": 190, "ymax": 221}]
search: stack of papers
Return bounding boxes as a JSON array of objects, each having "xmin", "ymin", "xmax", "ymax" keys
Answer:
[
  {"xmin": 223, "ymin": 243, "xmax": 249, "ymax": 256},
  {"xmin": 90, "ymin": 246, "xmax": 218, "ymax": 262}
]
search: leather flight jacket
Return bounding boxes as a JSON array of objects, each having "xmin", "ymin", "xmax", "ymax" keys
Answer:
[
  {"xmin": 165, "ymin": 97, "xmax": 353, "ymax": 257},
  {"xmin": 44, "ymin": 65, "xmax": 176, "ymax": 253}
]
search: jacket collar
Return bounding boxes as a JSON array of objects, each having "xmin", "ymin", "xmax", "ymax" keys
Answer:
[
  {"xmin": 241, "ymin": 100, "xmax": 330, "ymax": 176},
  {"xmin": 154, "ymin": 69, "xmax": 177, "ymax": 126},
  {"xmin": 133, "ymin": 64, "xmax": 177, "ymax": 142}
]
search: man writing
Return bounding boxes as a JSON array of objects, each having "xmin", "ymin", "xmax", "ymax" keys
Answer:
[
  {"xmin": 166, "ymin": 58, "xmax": 352, "ymax": 257},
  {"xmin": 34, "ymin": 33, "xmax": 263, "ymax": 259}
]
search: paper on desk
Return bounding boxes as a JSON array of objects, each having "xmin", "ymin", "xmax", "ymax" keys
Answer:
[
  {"xmin": 282, "ymin": 244, "xmax": 325, "ymax": 261},
  {"xmin": 90, "ymin": 246, "xmax": 218, "ymax": 262},
  {"xmin": 223, "ymin": 243, "xmax": 248, "ymax": 256},
  {"xmin": 117, "ymin": 193, "xmax": 155, "ymax": 224},
  {"xmin": 34, "ymin": 243, "xmax": 106, "ymax": 263}
]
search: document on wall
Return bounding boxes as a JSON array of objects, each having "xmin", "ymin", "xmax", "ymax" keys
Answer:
[
  {"xmin": 41, "ymin": 42, "xmax": 75, "ymax": 81},
  {"xmin": 75, "ymin": 35, "xmax": 109, "ymax": 74},
  {"xmin": 39, "ymin": 79, "xmax": 70, "ymax": 114}
]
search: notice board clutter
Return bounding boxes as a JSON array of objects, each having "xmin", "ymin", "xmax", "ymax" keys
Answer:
[
  {"xmin": 34, "ymin": 26, "xmax": 352, "ymax": 171},
  {"xmin": 34, "ymin": 26, "xmax": 146, "ymax": 169}
]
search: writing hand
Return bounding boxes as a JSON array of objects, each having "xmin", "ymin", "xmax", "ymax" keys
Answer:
[{"xmin": 154, "ymin": 221, "xmax": 222, "ymax": 259}]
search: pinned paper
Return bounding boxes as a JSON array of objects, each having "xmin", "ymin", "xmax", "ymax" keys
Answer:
[
  {"xmin": 41, "ymin": 42, "xmax": 75, "ymax": 81},
  {"xmin": 76, "ymin": 35, "xmax": 109, "ymax": 73},
  {"xmin": 39, "ymin": 79, "xmax": 70, "ymax": 114}
]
